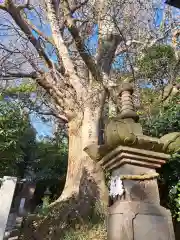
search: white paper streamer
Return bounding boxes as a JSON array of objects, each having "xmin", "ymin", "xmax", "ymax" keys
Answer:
[{"xmin": 109, "ymin": 176, "xmax": 124, "ymax": 198}]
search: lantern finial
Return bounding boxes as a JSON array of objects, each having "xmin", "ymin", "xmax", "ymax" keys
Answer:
[{"xmin": 118, "ymin": 81, "xmax": 139, "ymax": 122}]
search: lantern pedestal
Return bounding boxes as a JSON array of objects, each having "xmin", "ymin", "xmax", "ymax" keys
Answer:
[
  {"xmin": 99, "ymin": 146, "xmax": 175, "ymax": 240},
  {"xmin": 108, "ymin": 201, "xmax": 174, "ymax": 240}
]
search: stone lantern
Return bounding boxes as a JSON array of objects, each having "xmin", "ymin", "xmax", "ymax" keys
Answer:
[
  {"xmin": 84, "ymin": 81, "xmax": 178, "ymax": 240},
  {"xmin": 44, "ymin": 187, "xmax": 51, "ymax": 197}
]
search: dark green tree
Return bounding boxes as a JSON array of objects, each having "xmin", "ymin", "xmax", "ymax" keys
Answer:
[
  {"xmin": 0, "ymin": 100, "xmax": 30, "ymax": 176},
  {"xmin": 141, "ymin": 95, "xmax": 180, "ymax": 221}
]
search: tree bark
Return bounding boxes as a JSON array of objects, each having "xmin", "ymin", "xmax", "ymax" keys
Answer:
[{"xmin": 53, "ymin": 89, "xmax": 108, "ymax": 208}]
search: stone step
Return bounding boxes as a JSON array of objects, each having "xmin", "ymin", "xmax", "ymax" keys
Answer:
[
  {"xmin": 8, "ymin": 237, "xmax": 18, "ymax": 240},
  {"xmin": 15, "ymin": 218, "xmax": 23, "ymax": 229},
  {"xmin": 4, "ymin": 229, "xmax": 19, "ymax": 240},
  {"xmin": 4, "ymin": 216, "xmax": 24, "ymax": 240},
  {"xmin": 6, "ymin": 216, "xmax": 23, "ymax": 229}
]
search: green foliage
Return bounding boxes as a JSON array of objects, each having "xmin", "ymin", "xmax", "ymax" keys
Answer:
[
  {"xmin": 142, "ymin": 95, "xmax": 180, "ymax": 137},
  {"xmin": 137, "ymin": 88, "xmax": 160, "ymax": 118},
  {"xmin": 4, "ymin": 83, "xmax": 36, "ymax": 95},
  {"xmin": 169, "ymin": 181, "xmax": 180, "ymax": 221},
  {"xmin": 0, "ymin": 101, "xmax": 30, "ymax": 176},
  {"xmin": 141, "ymin": 95, "xmax": 180, "ymax": 221},
  {"xmin": 0, "ymin": 85, "xmax": 68, "ymax": 203},
  {"xmin": 0, "ymin": 83, "xmax": 37, "ymax": 109},
  {"xmin": 33, "ymin": 136, "xmax": 68, "ymax": 182},
  {"xmin": 137, "ymin": 45, "xmax": 177, "ymax": 84},
  {"xmin": 0, "ymin": 82, "xmax": 39, "ymax": 177},
  {"xmin": 0, "ymin": 99, "xmax": 68, "ymax": 197}
]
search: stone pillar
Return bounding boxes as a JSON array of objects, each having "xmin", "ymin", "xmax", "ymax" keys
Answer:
[
  {"xmin": 0, "ymin": 176, "xmax": 17, "ymax": 240},
  {"xmin": 84, "ymin": 80, "xmax": 176, "ymax": 240},
  {"xmin": 99, "ymin": 146, "xmax": 175, "ymax": 240}
]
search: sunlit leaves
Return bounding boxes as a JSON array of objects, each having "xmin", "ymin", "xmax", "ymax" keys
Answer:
[
  {"xmin": 137, "ymin": 45, "xmax": 177, "ymax": 85},
  {"xmin": 142, "ymin": 95, "xmax": 180, "ymax": 137}
]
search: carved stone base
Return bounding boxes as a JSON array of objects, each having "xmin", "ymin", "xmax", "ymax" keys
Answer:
[{"xmin": 108, "ymin": 201, "xmax": 175, "ymax": 240}]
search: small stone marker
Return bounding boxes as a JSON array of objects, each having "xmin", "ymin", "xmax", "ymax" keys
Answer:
[{"xmin": 0, "ymin": 176, "xmax": 17, "ymax": 240}]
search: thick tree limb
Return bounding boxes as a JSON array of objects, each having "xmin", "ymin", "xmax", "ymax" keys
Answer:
[
  {"xmin": 38, "ymin": 72, "xmax": 78, "ymax": 120},
  {"xmin": 97, "ymin": 34, "xmax": 121, "ymax": 74},
  {"xmin": 95, "ymin": 1, "xmax": 121, "ymax": 75},
  {"xmin": 62, "ymin": 0, "xmax": 102, "ymax": 82},
  {"xmin": 23, "ymin": 18, "xmax": 66, "ymax": 74},
  {"xmin": 45, "ymin": 0, "xmax": 86, "ymax": 96}
]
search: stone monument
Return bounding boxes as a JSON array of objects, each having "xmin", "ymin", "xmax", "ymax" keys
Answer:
[
  {"xmin": 84, "ymin": 81, "xmax": 178, "ymax": 240},
  {"xmin": 0, "ymin": 176, "xmax": 17, "ymax": 240}
]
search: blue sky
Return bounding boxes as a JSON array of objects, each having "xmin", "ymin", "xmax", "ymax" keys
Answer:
[{"xmin": 30, "ymin": 113, "xmax": 53, "ymax": 138}]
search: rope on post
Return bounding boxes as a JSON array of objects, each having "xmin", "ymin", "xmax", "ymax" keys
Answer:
[{"xmin": 120, "ymin": 172, "xmax": 159, "ymax": 181}]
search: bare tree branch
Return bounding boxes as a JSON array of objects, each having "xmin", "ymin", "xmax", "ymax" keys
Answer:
[
  {"xmin": 37, "ymin": 71, "xmax": 78, "ymax": 120},
  {"xmin": 1, "ymin": 0, "xmax": 53, "ymax": 68},
  {"xmin": 70, "ymin": 0, "xmax": 89, "ymax": 13},
  {"xmin": 37, "ymin": 110, "xmax": 68, "ymax": 122},
  {"xmin": 17, "ymin": 0, "xmax": 33, "ymax": 11},
  {"xmin": 0, "ymin": 71, "xmax": 38, "ymax": 79}
]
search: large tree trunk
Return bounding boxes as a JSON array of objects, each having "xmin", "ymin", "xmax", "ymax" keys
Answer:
[{"xmin": 53, "ymin": 89, "xmax": 108, "ymax": 209}]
